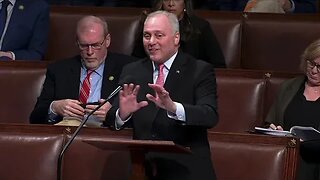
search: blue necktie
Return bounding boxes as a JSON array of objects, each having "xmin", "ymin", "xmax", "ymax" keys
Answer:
[{"xmin": 0, "ymin": 0, "xmax": 10, "ymax": 38}]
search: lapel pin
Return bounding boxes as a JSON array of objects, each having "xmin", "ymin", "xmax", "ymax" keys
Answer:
[
  {"xmin": 176, "ymin": 70, "xmax": 180, "ymax": 74},
  {"xmin": 108, "ymin": 76, "xmax": 114, "ymax": 81},
  {"xmin": 18, "ymin": 5, "xmax": 24, "ymax": 10}
]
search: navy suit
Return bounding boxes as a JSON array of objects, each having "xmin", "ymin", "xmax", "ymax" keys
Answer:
[
  {"xmin": 1, "ymin": 0, "xmax": 49, "ymax": 60},
  {"xmin": 106, "ymin": 51, "xmax": 218, "ymax": 180},
  {"xmin": 216, "ymin": 0, "xmax": 317, "ymax": 13},
  {"xmin": 29, "ymin": 53, "xmax": 136, "ymax": 124}
]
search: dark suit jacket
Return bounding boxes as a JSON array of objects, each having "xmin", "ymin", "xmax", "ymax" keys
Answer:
[
  {"xmin": 1, "ymin": 0, "xmax": 49, "ymax": 60},
  {"xmin": 29, "ymin": 53, "xmax": 136, "ymax": 124},
  {"xmin": 106, "ymin": 51, "xmax": 218, "ymax": 180},
  {"xmin": 217, "ymin": 0, "xmax": 317, "ymax": 13},
  {"xmin": 132, "ymin": 14, "xmax": 226, "ymax": 68}
]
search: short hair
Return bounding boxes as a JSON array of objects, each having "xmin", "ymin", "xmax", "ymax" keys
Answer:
[
  {"xmin": 144, "ymin": 10, "xmax": 179, "ymax": 34},
  {"xmin": 76, "ymin": 15, "xmax": 109, "ymax": 38},
  {"xmin": 300, "ymin": 39, "xmax": 320, "ymax": 72}
]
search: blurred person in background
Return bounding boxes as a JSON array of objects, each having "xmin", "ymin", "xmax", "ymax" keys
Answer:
[{"xmin": 0, "ymin": 0, "xmax": 49, "ymax": 60}]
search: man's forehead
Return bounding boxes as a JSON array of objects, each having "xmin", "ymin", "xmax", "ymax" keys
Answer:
[
  {"xmin": 145, "ymin": 14, "xmax": 168, "ymax": 25},
  {"xmin": 144, "ymin": 16, "xmax": 170, "ymax": 31}
]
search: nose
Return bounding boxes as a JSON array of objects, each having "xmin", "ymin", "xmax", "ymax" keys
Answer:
[
  {"xmin": 149, "ymin": 35, "xmax": 157, "ymax": 44},
  {"xmin": 86, "ymin": 46, "xmax": 94, "ymax": 56},
  {"xmin": 168, "ymin": 0, "xmax": 174, "ymax": 6},
  {"xmin": 311, "ymin": 65, "xmax": 319, "ymax": 74}
]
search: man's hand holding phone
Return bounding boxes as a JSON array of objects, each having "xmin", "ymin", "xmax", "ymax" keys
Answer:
[{"xmin": 83, "ymin": 99, "xmax": 112, "ymax": 121}]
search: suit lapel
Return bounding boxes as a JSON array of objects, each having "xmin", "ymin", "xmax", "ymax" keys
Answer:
[
  {"xmin": 101, "ymin": 58, "xmax": 110, "ymax": 99},
  {"xmin": 164, "ymin": 51, "xmax": 187, "ymax": 96},
  {"xmin": 7, "ymin": 0, "xmax": 23, "ymax": 29},
  {"xmin": 101, "ymin": 55, "xmax": 119, "ymax": 99},
  {"xmin": 68, "ymin": 58, "xmax": 82, "ymax": 99},
  {"xmin": 140, "ymin": 59, "xmax": 159, "ymax": 119}
]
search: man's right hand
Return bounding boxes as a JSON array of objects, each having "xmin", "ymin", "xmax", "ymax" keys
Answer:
[{"xmin": 52, "ymin": 99, "xmax": 85, "ymax": 119}]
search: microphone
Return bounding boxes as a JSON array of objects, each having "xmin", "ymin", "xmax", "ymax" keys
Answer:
[{"xmin": 57, "ymin": 75, "xmax": 135, "ymax": 180}]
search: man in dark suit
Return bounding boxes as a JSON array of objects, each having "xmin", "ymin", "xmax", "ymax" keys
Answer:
[
  {"xmin": 30, "ymin": 15, "xmax": 136, "ymax": 125},
  {"xmin": 105, "ymin": 10, "xmax": 218, "ymax": 180},
  {"xmin": 0, "ymin": 0, "xmax": 49, "ymax": 60},
  {"xmin": 215, "ymin": 0, "xmax": 317, "ymax": 13}
]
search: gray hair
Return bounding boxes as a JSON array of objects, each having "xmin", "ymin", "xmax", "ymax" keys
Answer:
[{"xmin": 145, "ymin": 10, "xmax": 179, "ymax": 34}]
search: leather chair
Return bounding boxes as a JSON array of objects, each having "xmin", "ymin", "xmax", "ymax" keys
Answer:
[
  {"xmin": 0, "ymin": 124, "xmax": 64, "ymax": 180},
  {"xmin": 209, "ymin": 132, "xmax": 299, "ymax": 180},
  {"xmin": 212, "ymin": 69, "xmax": 266, "ymax": 132},
  {"xmin": 0, "ymin": 61, "xmax": 46, "ymax": 123},
  {"xmin": 241, "ymin": 13, "xmax": 320, "ymax": 72},
  {"xmin": 196, "ymin": 11, "xmax": 243, "ymax": 68}
]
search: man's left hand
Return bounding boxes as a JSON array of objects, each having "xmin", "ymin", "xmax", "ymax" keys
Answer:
[
  {"xmin": 146, "ymin": 83, "xmax": 176, "ymax": 113},
  {"xmin": 85, "ymin": 99, "xmax": 112, "ymax": 121}
]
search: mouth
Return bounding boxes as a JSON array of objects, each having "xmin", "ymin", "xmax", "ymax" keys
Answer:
[
  {"xmin": 84, "ymin": 58, "xmax": 97, "ymax": 63},
  {"xmin": 167, "ymin": 10, "xmax": 176, "ymax": 13},
  {"xmin": 148, "ymin": 48, "xmax": 159, "ymax": 54}
]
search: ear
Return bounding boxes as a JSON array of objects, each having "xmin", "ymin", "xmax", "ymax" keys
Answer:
[
  {"xmin": 105, "ymin": 34, "xmax": 111, "ymax": 48},
  {"xmin": 174, "ymin": 32, "xmax": 180, "ymax": 45}
]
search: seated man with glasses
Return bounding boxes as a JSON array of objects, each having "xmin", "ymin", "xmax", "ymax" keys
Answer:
[
  {"xmin": 265, "ymin": 38, "xmax": 320, "ymax": 180},
  {"xmin": 30, "ymin": 15, "xmax": 137, "ymax": 126}
]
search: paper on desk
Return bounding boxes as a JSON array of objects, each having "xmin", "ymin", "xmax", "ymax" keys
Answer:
[
  {"xmin": 254, "ymin": 127, "xmax": 292, "ymax": 137},
  {"xmin": 255, "ymin": 126, "xmax": 320, "ymax": 141}
]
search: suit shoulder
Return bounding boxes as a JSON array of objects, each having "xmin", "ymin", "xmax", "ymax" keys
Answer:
[
  {"xmin": 107, "ymin": 52, "xmax": 138, "ymax": 65},
  {"xmin": 123, "ymin": 58, "xmax": 147, "ymax": 69},
  {"xmin": 184, "ymin": 52, "xmax": 213, "ymax": 67},
  {"xmin": 26, "ymin": 0, "xmax": 49, "ymax": 6},
  {"xmin": 47, "ymin": 56, "xmax": 80, "ymax": 71}
]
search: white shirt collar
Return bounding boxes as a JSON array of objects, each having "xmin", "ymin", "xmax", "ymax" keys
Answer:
[{"xmin": 152, "ymin": 51, "xmax": 178, "ymax": 71}]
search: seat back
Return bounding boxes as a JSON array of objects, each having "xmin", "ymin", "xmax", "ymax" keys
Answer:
[
  {"xmin": 213, "ymin": 69, "xmax": 266, "ymax": 132},
  {"xmin": 0, "ymin": 61, "xmax": 46, "ymax": 123},
  {"xmin": 241, "ymin": 13, "xmax": 320, "ymax": 72},
  {"xmin": 196, "ymin": 11, "xmax": 243, "ymax": 68},
  {"xmin": 209, "ymin": 132, "xmax": 299, "ymax": 180},
  {"xmin": 0, "ymin": 124, "xmax": 64, "ymax": 180}
]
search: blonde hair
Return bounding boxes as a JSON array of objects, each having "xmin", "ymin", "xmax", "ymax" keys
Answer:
[{"xmin": 300, "ymin": 39, "xmax": 320, "ymax": 72}]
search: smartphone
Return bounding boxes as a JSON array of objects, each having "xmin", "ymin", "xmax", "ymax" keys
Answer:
[{"xmin": 80, "ymin": 102, "xmax": 100, "ymax": 108}]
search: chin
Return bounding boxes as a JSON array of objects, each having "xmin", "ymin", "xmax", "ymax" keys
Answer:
[{"xmin": 308, "ymin": 79, "xmax": 320, "ymax": 86}]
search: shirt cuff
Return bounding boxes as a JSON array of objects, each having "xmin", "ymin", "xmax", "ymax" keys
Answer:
[
  {"xmin": 9, "ymin": 51, "xmax": 15, "ymax": 61},
  {"xmin": 167, "ymin": 102, "xmax": 186, "ymax": 122},
  {"xmin": 286, "ymin": 0, "xmax": 295, "ymax": 12},
  {"xmin": 115, "ymin": 109, "xmax": 131, "ymax": 130},
  {"xmin": 48, "ymin": 102, "xmax": 59, "ymax": 123}
]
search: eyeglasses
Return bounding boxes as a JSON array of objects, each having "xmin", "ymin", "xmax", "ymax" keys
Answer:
[
  {"xmin": 77, "ymin": 37, "xmax": 106, "ymax": 51},
  {"xmin": 307, "ymin": 60, "xmax": 320, "ymax": 72}
]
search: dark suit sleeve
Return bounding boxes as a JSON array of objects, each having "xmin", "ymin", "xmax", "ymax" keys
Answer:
[
  {"xmin": 183, "ymin": 62, "xmax": 219, "ymax": 128},
  {"xmin": 30, "ymin": 65, "xmax": 61, "ymax": 124},
  {"xmin": 13, "ymin": 2, "xmax": 49, "ymax": 60},
  {"xmin": 293, "ymin": 0, "xmax": 317, "ymax": 13},
  {"xmin": 199, "ymin": 19, "xmax": 226, "ymax": 68}
]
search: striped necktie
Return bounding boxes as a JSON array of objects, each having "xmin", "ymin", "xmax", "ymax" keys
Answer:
[
  {"xmin": 156, "ymin": 64, "xmax": 165, "ymax": 87},
  {"xmin": 79, "ymin": 70, "xmax": 94, "ymax": 104}
]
